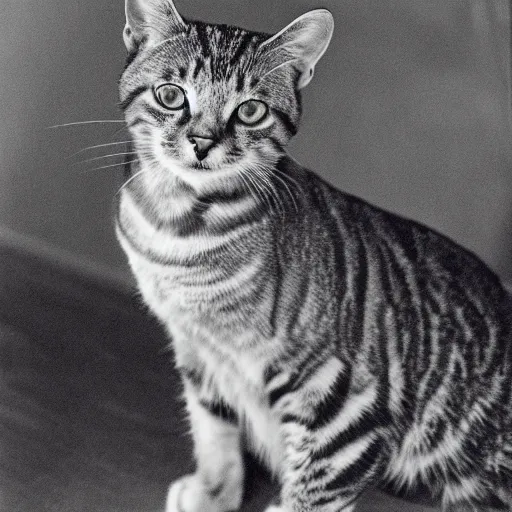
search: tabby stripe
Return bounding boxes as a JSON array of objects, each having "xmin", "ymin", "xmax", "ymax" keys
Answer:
[
  {"xmin": 306, "ymin": 368, "xmax": 352, "ymax": 429},
  {"xmin": 236, "ymin": 73, "xmax": 245, "ymax": 92},
  {"xmin": 375, "ymin": 307, "xmax": 392, "ymax": 424},
  {"xmin": 285, "ymin": 270, "xmax": 311, "ymax": 333},
  {"xmin": 195, "ymin": 23, "xmax": 211, "ymax": 57},
  {"xmin": 269, "ymin": 358, "xmax": 343, "ymax": 409},
  {"xmin": 325, "ymin": 437, "xmax": 384, "ymax": 492},
  {"xmin": 312, "ymin": 414, "xmax": 385, "ymax": 464},
  {"xmin": 310, "ymin": 384, "xmax": 378, "ymax": 460},
  {"xmin": 279, "ymin": 361, "xmax": 349, "ymax": 426},
  {"xmin": 199, "ymin": 398, "xmax": 238, "ymax": 424},
  {"xmin": 145, "ymin": 105, "xmax": 167, "ymax": 121},
  {"xmin": 268, "ymin": 376, "xmax": 296, "ymax": 408},
  {"xmin": 230, "ymin": 32, "xmax": 254, "ymax": 67},
  {"xmin": 269, "ymin": 242, "xmax": 283, "ymax": 336},
  {"xmin": 120, "ymin": 85, "xmax": 149, "ymax": 110},
  {"xmin": 206, "ymin": 203, "xmax": 263, "ymax": 236},
  {"xmin": 416, "ymin": 323, "xmax": 454, "ymax": 415},
  {"xmin": 317, "ymin": 186, "xmax": 348, "ymax": 348},
  {"xmin": 273, "ymin": 108, "xmax": 297, "ymax": 135},
  {"xmin": 199, "ymin": 187, "xmax": 247, "ymax": 204},
  {"xmin": 351, "ymin": 225, "xmax": 369, "ymax": 353},
  {"xmin": 193, "ymin": 58, "xmax": 205, "ymax": 79}
]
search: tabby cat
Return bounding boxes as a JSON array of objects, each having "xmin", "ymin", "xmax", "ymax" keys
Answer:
[{"xmin": 115, "ymin": 0, "xmax": 512, "ymax": 510}]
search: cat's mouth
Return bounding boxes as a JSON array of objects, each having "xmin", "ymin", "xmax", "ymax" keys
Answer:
[{"xmin": 189, "ymin": 161, "xmax": 214, "ymax": 171}]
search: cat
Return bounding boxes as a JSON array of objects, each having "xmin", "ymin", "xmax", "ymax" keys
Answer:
[{"xmin": 115, "ymin": 0, "xmax": 512, "ymax": 510}]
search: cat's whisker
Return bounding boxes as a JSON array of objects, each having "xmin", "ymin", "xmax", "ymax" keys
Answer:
[
  {"xmin": 265, "ymin": 168, "xmax": 299, "ymax": 213},
  {"xmin": 48, "ymin": 120, "xmax": 126, "ymax": 129},
  {"xmin": 257, "ymin": 169, "xmax": 287, "ymax": 219},
  {"xmin": 73, "ymin": 151, "xmax": 139, "ymax": 166},
  {"xmin": 251, "ymin": 161, "xmax": 298, "ymax": 215},
  {"xmin": 88, "ymin": 158, "xmax": 139, "ymax": 172},
  {"xmin": 239, "ymin": 169, "xmax": 271, "ymax": 214},
  {"xmin": 243, "ymin": 166, "xmax": 282, "ymax": 218},
  {"xmin": 116, "ymin": 162, "xmax": 159, "ymax": 195},
  {"xmin": 245, "ymin": 161, "xmax": 286, "ymax": 218},
  {"xmin": 273, "ymin": 167, "xmax": 303, "ymax": 196},
  {"xmin": 70, "ymin": 141, "xmax": 134, "ymax": 157}
]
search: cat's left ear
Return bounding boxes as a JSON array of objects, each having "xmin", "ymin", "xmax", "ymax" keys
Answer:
[
  {"xmin": 124, "ymin": 0, "xmax": 186, "ymax": 52},
  {"xmin": 259, "ymin": 9, "xmax": 334, "ymax": 89}
]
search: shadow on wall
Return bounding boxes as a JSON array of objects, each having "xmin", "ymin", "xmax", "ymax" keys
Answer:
[{"xmin": 0, "ymin": 0, "xmax": 511, "ymax": 281}]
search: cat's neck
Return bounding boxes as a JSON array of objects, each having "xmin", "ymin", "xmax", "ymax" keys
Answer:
[{"xmin": 121, "ymin": 157, "xmax": 301, "ymax": 237}]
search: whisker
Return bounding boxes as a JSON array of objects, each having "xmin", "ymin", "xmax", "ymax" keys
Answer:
[
  {"xmin": 265, "ymin": 168, "xmax": 299, "ymax": 213},
  {"xmin": 86, "ymin": 158, "xmax": 139, "ymax": 172},
  {"xmin": 116, "ymin": 162, "xmax": 158, "ymax": 195},
  {"xmin": 239, "ymin": 169, "xmax": 268, "ymax": 212},
  {"xmin": 48, "ymin": 120, "xmax": 126, "ymax": 129},
  {"xmin": 70, "ymin": 141, "xmax": 134, "ymax": 157},
  {"xmin": 73, "ymin": 151, "xmax": 138, "ymax": 166},
  {"xmin": 273, "ymin": 167, "xmax": 303, "ymax": 196},
  {"xmin": 243, "ymin": 167, "xmax": 279, "ymax": 217},
  {"xmin": 253, "ymin": 167, "xmax": 285, "ymax": 218}
]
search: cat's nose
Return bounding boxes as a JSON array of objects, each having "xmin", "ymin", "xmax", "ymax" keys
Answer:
[{"xmin": 187, "ymin": 135, "xmax": 217, "ymax": 161}]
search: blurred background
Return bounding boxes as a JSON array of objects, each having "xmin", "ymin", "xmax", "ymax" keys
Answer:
[{"xmin": 0, "ymin": 0, "xmax": 511, "ymax": 286}]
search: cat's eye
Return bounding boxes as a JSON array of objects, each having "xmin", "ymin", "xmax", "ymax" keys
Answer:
[
  {"xmin": 237, "ymin": 100, "xmax": 268, "ymax": 126},
  {"xmin": 155, "ymin": 84, "xmax": 186, "ymax": 110}
]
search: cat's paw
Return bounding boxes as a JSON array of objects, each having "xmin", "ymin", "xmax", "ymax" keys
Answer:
[{"xmin": 165, "ymin": 474, "xmax": 242, "ymax": 512}]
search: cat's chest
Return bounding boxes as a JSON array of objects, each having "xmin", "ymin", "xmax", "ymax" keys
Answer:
[{"xmin": 116, "ymin": 190, "xmax": 273, "ymax": 331}]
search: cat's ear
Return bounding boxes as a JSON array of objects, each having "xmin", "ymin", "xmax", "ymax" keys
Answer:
[
  {"xmin": 124, "ymin": 0, "xmax": 186, "ymax": 52},
  {"xmin": 259, "ymin": 9, "xmax": 334, "ymax": 89}
]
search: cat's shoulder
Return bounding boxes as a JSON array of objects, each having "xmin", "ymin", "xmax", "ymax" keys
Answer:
[{"xmin": 285, "ymin": 158, "xmax": 506, "ymax": 293}]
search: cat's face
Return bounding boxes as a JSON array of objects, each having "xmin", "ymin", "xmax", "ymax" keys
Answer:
[{"xmin": 119, "ymin": 0, "xmax": 333, "ymax": 192}]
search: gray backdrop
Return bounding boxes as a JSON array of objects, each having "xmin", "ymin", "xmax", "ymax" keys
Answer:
[{"xmin": 1, "ymin": 0, "xmax": 511, "ymax": 282}]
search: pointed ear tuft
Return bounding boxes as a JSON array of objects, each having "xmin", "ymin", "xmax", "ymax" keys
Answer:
[
  {"xmin": 124, "ymin": 0, "xmax": 186, "ymax": 53},
  {"xmin": 260, "ymin": 9, "xmax": 334, "ymax": 89}
]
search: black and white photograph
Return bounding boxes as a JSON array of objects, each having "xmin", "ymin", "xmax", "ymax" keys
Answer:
[{"xmin": 1, "ymin": 1, "xmax": 512, "ymax": 511}]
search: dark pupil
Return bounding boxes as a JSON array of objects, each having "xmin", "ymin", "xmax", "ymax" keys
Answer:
[
  {"xmin": 243, "ymin": 102, "xmax": 257, "ymax": 117},
  {"xmin": 163, "ymin": 88, "xmax": 177, "ymax": 104}
]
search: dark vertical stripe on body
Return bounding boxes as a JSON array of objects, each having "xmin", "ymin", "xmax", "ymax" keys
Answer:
[
  {"xmin": 324, "ymin": 437, "xmax": 384, "ymax": 492},
  {"xmin": 307, "ymin": 367, "xmax": 352, "ymax": 429},
  {"xmin": 269, "ymin": 238, "xmax": 283, "ymax": 337},
  {"xmin": 308, "ymin": 181, "xmax": 347, "ymax": 349}
]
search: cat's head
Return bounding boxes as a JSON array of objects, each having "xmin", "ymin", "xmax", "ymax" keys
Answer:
[{"xmin": 119, "ymin": 0, "xmax": 333, "ymax": 193}]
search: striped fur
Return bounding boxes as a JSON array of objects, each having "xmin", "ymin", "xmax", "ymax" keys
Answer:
[{"xmin": 116, "ymin": 1, "xmax": 512, "ymax": 511}]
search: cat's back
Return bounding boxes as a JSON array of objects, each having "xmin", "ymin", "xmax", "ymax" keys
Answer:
[{"xmin": 295, "ymin": 160, "xmax": 509, "ymax": 312}]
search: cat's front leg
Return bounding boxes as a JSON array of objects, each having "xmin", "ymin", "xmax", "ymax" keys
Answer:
[
  {"xmin": 166, "ymin": 377, "xmax": 244, "ymax": 512},
  {"xmin": 265, "ymin": 358, "xmax": 388, "ymax": 512}
]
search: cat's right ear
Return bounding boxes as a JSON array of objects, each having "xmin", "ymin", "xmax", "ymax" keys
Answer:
[{"xmin": 124, "ymin": 0, "xmax": 186, "ymax": 52}]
